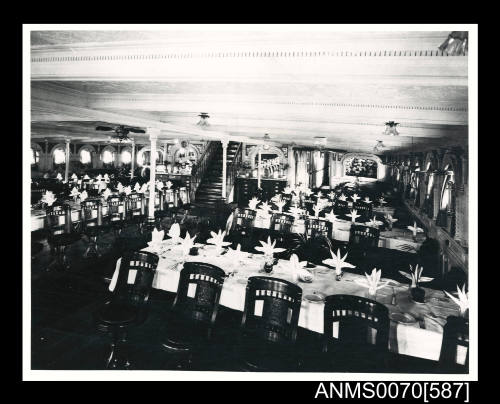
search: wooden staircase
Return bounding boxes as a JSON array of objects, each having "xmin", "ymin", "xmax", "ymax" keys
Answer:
[{"xmin": 194, "ymin": 141, "xmax": 241, "ymax": 209}]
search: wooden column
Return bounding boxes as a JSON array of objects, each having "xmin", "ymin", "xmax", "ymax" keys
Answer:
[
  {"xmin": 221, "ymin": 139, "xmax": 228, "ymax": 200},
  {"xmin": 44, "ymin": 139, "xmax": 49, "ymax": 171},
  {"xmin": 287, "ymin": 145, "xmax": 295, "ymax": 187},
  {"xmin": 130, "ymin": 139, "xmax": 135, "ymax": 179},
  {"xmin": 257, "ymin": 148, "xmax": 262, "ymax": 188},
  {"xmin": 148, "ymin": 129, "xmax": 159, "ymax": 221},
  {"xmin": 64, "ymin": 138, "xmax": 70, "ymax": 182}
]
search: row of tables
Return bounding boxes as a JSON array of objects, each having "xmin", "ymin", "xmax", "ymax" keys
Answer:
[{"xmin": 109, "ymin": 239, "xmax": 464, "ymax": 363}]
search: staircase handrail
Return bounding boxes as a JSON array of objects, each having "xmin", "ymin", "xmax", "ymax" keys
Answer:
[
  {"xmin": 226, "ymin": 142, "xmax": 242, "ymax": 200},
  {"xmin": 190, "ymin": 141, "xmax": 218, "ymax": 201}
]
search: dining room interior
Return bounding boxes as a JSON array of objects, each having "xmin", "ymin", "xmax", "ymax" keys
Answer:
[{"xmin": 27, "ymin": 27, "xmax": 474, "ymax": 374}]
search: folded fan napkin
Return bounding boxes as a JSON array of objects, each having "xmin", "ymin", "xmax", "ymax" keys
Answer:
[
  {"xmin": 165, "ymin": 181, "xmax": 173, "ymax": 189},
  {"xmin": 248, "ymin": 197, "xmax": 260, "ymax": 210},
  {"xmin": 324, "ymin": 210, "xmax": 337, "ymax": 223},
  {"xmin": 134, "ymin": 182, "xmax": 141, "ymax": 193},
  {"xmin": 116, "ymin": 182, "xmax": 124, "ymax": 193},
  {"xmin": 102, "ymin": 188, "xmax": 112, "ymax": 200},
  {"xmin": 41, "ymin": 191, "xmax": 57, "ymax": 206},
  {"xmin": 147, "ymin": 228, "xmax": 165, "ymax": 248},
  {"xmin": 179, "ymin": 231, "xmax": 197, "ymax": 257},
  {"xmin": 70, "ymin": 187, "xmax": 80, "ymax": 198},
  {"xmin": 56, "ymin": 173, "xmax": 63, "ymax": 181},
  {"xmin": 79, "ymin": 190, "xmax": 88, "ymax": 202},
  {"xmin": 83, "ymin": 174, "xmax": 90, "ymax": 180},
  {"xmin": 254, "ymin": 236, "xmax": 286, "ymax": 257},
  {"xmin": 275, "ymin": 199, "xmax": 286, "ymax": 213},
  {"xmin": 156, "ymin": 181, "xmax": 164, "ymax": 191},
  {"xmin": 139, "ymin": 183, "xmax": 148, "ymax": 194},
  {"xmin": 206, "ymin": 229, "xmax": 232, "ymax": 254},
  {"xmin": 322, "ymin": 248, "xmax": 355, "ymax": 275},
  {"xmin": 354, "ymin": 268, "xmax": 389, "ymax": 295},
  {"xmin": 288, "ymin": 254, "xmax": 313, "ymax": 283},
  {"xmin": 444, "ymin": 284, "xmax": 469, "ymax": 316},
  {"xmin": 123, "ymin": 186, "xmax": 132, "ymax": 195},
  {"xmin": 168, "ymin": 223, "xmax": 181, "ymax": 243}
]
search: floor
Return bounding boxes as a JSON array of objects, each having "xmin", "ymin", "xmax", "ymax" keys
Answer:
[{"xmin": 30, "ymin": 217, "xmax": 455, "ymax": 373}]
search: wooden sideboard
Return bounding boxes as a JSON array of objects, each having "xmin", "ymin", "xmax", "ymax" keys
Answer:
[{"xmin": 235, "ymin": 177, "xmax": 287, "ymax": 207}]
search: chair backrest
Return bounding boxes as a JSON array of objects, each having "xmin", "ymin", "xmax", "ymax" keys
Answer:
[
  {"xmin": 45, "ymin": 204, "xmax": 73, "ymax": 234},
  {"xmin": 107, "ymin": 195, "xmax": 127, "ymax": 221},
  {"xmin": 126, "ymin": 193, "xmax": 145, "ymax": 216},
  {"xmin": 305, "ymin": 218, "xmax": 332, "ymax": 239},
  {"xmin": 270, "ymin": 213, "xmax": 295, "ymax": 233},
  {"xmin": 335, "ymin": 199, "xmax": 349, "ymax": 215},
  {"xmin": 31, "ymin": 188, "xmax": 46, "ymax": 205},
  {"xmin": 164, "ymin": 189, "xmax": 176, "ymax": 208},
  {"xmin": 353, "ymin": 201, "xmax": 373, "ymax": 220},
  {"xmin": 349, "ymin": 224, "xmax": 380, "ymax": 248},
  {"xmin": 439, "ymin": 315, "xmax": 469, "ymax": 369},
  {"xmin": 81, "ymin": 198, "xmax": 102, "ymax": 225},
  {"xmin": 113, "ymin": 251, "xmax": 159, "ymax": 307},
  {"xmin": 241, "ymin": 276, "xmax": 302, "ymax": 345},
  {"xmin": 172, "ymin": 262, "xmax": 226, "ymax": 326},
  {"xmin": 323, "ymin": 294, "xmax": 389, "ymax": 351},
  {"xmin": 232, "ymin": 208, "xmax": 257, "ymax": 231}
]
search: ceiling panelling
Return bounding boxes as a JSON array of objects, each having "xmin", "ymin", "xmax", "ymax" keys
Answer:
[{"xmin": 29, "ymin": 30, "xmax": 468, "ymax": 154}]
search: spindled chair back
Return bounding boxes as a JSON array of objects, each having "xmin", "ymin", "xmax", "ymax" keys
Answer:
[
  {"xmin": 353, "ymin": 201, "xmax": 373, "ymax": 221},
  {"xmin": 305, "ymin": 218, "xmax": 332, "ymax": 239},
  {"xmin": 81, "ymin": 198, "xmax": 103, "ymax": 226},
  {"xmin": 439, "ymin": 315, "xmax": 469, "ymax": 370},
  {"xmin": 350, "ymin": 224, "xmax": 380, "ymax": 248},
  {"xmin": 270, "ymin": 213, "xmax": 294, "ymax": 233},
  {"xmin": 107, "ymin": 195, "xmax": 127, "ymax": 222},
  {"xmin": 113, "ymin": 251, "xmax": 159, "ymax": 307},
  {"xmin": 45, "ymin": 204, "xmax": 73, "ymax": 235},
  {"xmin": 126, "ymin": 193, "xmax": 145, "ymax": 217},
  {"xmin": 323, "ymin": 294, "xmax": 389, "ymax": 351},
  {"xmin": 232, "ymin": 208, "xmax": 257, "ymax": 231},
  {"xmin": 241, "ymin": 276, "xmax": 302, "ymax": 345}
]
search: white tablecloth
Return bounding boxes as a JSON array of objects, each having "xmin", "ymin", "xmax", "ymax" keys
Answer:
[
  {"xmin": 110, "ymin": 241, "xmax": 462, "ymax": 362},
  {"xmin": 252, "ymin": 213, "xmax": 422, "ymax": 253}
]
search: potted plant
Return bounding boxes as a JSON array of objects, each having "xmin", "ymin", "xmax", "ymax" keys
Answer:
[{"xmin": 398, "ymin": 264, "xmax": 434, "ymax": 303}]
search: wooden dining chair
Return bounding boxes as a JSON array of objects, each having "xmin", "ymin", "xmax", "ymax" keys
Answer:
[
  {"xmin": 93, "ymin": 250, "xmax": 159, "ymax": 369},
  {"xmin": 45, "ymin": 204, "xmax": 81, "ymax": 271},
  {"xmin": 106, "ymin": 195, "xmax": 127, "ymax": 236},
  {"xmin": 305, "ymin": 217, "xmax": 332, "ymax": 240},
  {"xmin": 160, "ymin": 262, "xmax": 226, "ymax": 368},
  {"xmin": 227, "ymin": 208, "xmax": 257, "ymax": 248},
  {"xmin": 81, "ymin": 198, "xmax": 109, "ymax": 258},
  {"xmin": 353, "ymin": 201, "xmax": 373, "ymax": 222},
  {"xmin": 349, "ymin": 224, "xmax": 380, "ymax": 250},
  {"xmin": 334, "ymin": 199, "xmax": 350, "ymax": 217},
  {"xmin": 126, "ymin": 193, "xmax": 147, "ymax": 233},
  {"xmin": 312, "ymin": 294, "xmax": 390, "ymax": 372},
  {"xmin": 438, "ymin": 315, "xmax": 469, "ymax": 373},
  {"xmin": 235, "ymin": 276, "xmax": 303, "ymax": 371}
]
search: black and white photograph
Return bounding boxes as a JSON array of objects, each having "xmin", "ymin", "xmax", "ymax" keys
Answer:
[{"xmin": 23, "ymin": 25, "xmax": 477, "ymax": 382}]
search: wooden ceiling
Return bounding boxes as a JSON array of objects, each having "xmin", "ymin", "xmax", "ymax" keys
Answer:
[{"xmin": 30, "ymin": 29, "xmax": 468, "ymax": 153}]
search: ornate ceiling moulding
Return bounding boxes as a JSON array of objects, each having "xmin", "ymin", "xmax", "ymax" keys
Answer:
[{"xmin": 31, "ymin": 49, "xmax": 466, "ymax": 64}]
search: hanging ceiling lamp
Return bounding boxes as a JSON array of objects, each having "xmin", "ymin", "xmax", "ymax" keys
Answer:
[
  {"xmin": 383, "ymin": 121, "xmax": 399, "ymax": 136},
  {"xmin": 373, "ymin": 140, "xmax": 385, "ymax": 152},
  {"xmin": 196, "ymin": 112, "xmax": 210, "ymax": 127},
  {"xmin": 439, "ymin": 31, "xmax": 468, "ymax": 56},
  {"xmin": 263, "ymin": 133, "xmax": 271, "ymax": 150}
]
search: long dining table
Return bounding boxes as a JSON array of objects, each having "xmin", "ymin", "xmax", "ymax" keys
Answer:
[
  {"xmin": 109, "ymin": 239, "xmax": 464, "ymax": 363},
  {"xmin": 250, "ymin": 211, "xmax": 424, "ymax": 253}
]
